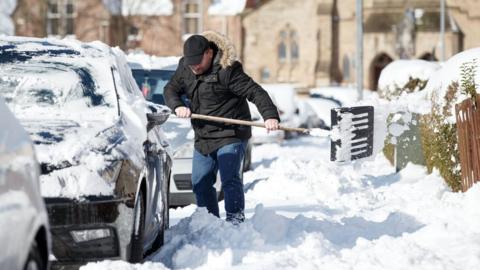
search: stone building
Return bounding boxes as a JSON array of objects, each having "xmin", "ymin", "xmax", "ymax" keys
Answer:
[
  {"xmin": 243, "ymin": 0, "xmax": 480, "ymax": 90},
  {"xmin": 11, "ymin": 0, "xmax": 249, "ymax": 58},
  {"xmin": 10, "ymin": 0, "xmax": 480, "ymax": 90}
]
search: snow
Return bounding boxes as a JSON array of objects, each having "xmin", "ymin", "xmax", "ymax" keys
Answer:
[
  {"xmin": 261, "ymin": 84, "xmax": 297, "ymax": 120},
  {"xmin": 103, "ymin": 0, "xmax": 173, "ymax": 16},
  {"xmin": 378, "ymin": 60, "xmax": 441, "ymax": 96},
  {"xmin": 423, "ymin": 47, "xmax": 480, "ymax": 124},
  {"xmin": 83, "ymin": 135, "xmax": 480, "ymax": 270},
  {"xmin": 0, "ymin": 0, "xmax": 16, "ymax": 35},
  {"xmin": 0, "ymin": 36, "xmax": 150, "ymax": 198},
  {"xmin": 127, "ymin": 52, "xmax": 180, "ymax": 70},
  {"xmin": 310, "ymin": 86, "xmax": 376, "ymax": 107},
  {"xmin": 208, "ymin": 0, "xmax": 246, "ymax": 16}
]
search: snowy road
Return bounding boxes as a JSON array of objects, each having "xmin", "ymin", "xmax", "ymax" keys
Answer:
[{"xmin": 83, "ymin": 135, "xmax": 480, "ymax": 270}]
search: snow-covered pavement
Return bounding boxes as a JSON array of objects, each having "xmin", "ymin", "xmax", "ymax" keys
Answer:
[{"xmin": 82, "ymin": 134, "xmax": 480, "ymax": 270}]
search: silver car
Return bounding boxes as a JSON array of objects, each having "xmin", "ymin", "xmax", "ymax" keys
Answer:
[
  {"xmin": 0, "ymin": 98, "xmax": 51, "ymax": 270},
  {"xmin": 0, "ymin": 36, "xmax": 171, "ymax": 267}
]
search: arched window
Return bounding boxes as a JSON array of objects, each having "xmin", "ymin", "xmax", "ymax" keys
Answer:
[
  {"xmin": 278, "ymin": 30, "xmax": 287, "ymax": 62},
  {"xmin": 290, "ymin": 30, "xmax": 299, "ymax": 61},
  {"xmin": 277, "ymin": 27, "xmax": 300, "ymax": 64},
  {"xmin": 290, "ymin": 41, "xmax": 299, "ymax": 61},
  {"xmin": 278, "ymin": 42, "xmax": 287, "ymax": 62},
  {"xmin": 343, "ymin": 55, "xmax": 350, "ymax": 81},
  {"xmin": 261, "ymin": 67, "xmax": 270, "ymax": 82}
]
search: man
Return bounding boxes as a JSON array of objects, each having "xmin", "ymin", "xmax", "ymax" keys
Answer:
[{"xmin": 164, "ymin": 31, "xmax": 280, "ymax": 224}]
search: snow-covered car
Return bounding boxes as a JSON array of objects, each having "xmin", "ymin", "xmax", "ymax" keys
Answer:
[
  {"xmin": 0, "ymin": 37, "xmax": 172, "ymax": 266},
  {"xmin": 248, "ymin": 101, "xmax": 285, "ymax": 144},
  {"xmin": 249, "ymin": 84, "xmax": 306, "ymax": 144},
  {"xmin": 129, "ymin": 66, "xmax": 252, "ymax": 206},
  {"xmin": 304, "ymin": 92, "xmax": 343, "ymax": 128},
  {"xmin": 0, "ymin": 98, "xmax": 51, "ymax": 270}
]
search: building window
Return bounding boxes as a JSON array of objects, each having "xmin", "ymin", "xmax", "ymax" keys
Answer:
[
  {"xmin": 278, "ymin": 30, "xmax": 287, "ymax": 62},
  {"xmin": 277, "ymin": 26, "xmax": 299, "ymax": 64},
  {"xmin": 182, "ymin": 0, "xmax": 202, "ymax": 38},
  {"xmin": 290, "ymin": 30, "xmax": 299, "ymax": 61},
  {"xmin": 47, "ymin": 0, "xmax": 76, "ymax": 37},
  {"xmin": 278, "ymin": 43, "xmax": 287, "ymax": 63},
  {"xmin": 343, "ymin": 55, "xmax": 350, "ymax": 81},
  {"xmin": 128, "ymin": 25, "xmax": 140, "ymax": 41},
  {"xmin": 261, "ymin": 67, "xmax": 270, "ymax": 82}
]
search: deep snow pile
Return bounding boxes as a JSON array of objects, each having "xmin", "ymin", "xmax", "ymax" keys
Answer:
[
  {"xmin": 378, "ymin": 60, "xmax": 441, "ymax": 96},
  {"xmin": 423, "ymin": 48, "xmax": 480, "ymax": 124},
  {"xmin": 82, "ymin": 135, "xmax": 480, "ymax": 270}
]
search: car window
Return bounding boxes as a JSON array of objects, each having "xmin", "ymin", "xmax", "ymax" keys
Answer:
[{"xmin": 131, "ymin": 69, "xmax": 175, "ymax": 105}]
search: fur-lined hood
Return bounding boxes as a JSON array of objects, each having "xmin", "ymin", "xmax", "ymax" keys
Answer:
[{"xmin": 202, "ymin": 31, "xmax": 238, "ymax": 69}]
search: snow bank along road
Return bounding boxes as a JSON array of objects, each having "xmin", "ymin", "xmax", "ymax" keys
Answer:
[{"xmin": 83, "ymin": 135, "xmax": 480, "ymax": 270}]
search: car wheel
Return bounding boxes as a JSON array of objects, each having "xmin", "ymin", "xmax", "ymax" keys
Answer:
[
  {"xmin": 24, "ymin": 241, "xmax": 45, "ymax": 270},
  {"xmin": 129, "ymin": 191, "xmax": 145, "ymax": 263},
  {"xmin": 152, "ymin": 173, "xmax": 169, "ymax": 251}
]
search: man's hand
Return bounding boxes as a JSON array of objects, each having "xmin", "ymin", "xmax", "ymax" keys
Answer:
[
  {"xmin": 264, "ymin": 118, "xmax": 279, "ymax": 132},
  {"xmin": 175, "ymin": 106, "xmax": 192, "ymax": 118}
]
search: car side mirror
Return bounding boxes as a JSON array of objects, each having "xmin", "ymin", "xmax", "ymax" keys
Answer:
[
  {"xmin": 145, "ymin": 101, "xmax": 171, "ymax": 131},
  {"xmin": 147, "ymin": 111, "xmax": 170, "ymax": 131}
]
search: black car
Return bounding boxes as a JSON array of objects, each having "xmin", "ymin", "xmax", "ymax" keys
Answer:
[{"xmin": 0, "ymin": 37, "xmax": 172, "ymax": 267}]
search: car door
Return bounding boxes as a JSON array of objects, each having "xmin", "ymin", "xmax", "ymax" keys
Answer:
[
  {"xmin": 117, "ymin": 62, "xmax": 165, "ymax": 245},
  {"xmin": 0, "ymin": 102, "xmax": 36, "ymax": 269}
]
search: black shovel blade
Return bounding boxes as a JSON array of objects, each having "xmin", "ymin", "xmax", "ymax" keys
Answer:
[{"xmin": 330, "ymin": 106, "xmax": 374, "ymax": 162}]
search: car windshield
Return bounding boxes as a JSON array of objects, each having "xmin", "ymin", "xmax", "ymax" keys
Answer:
[
  {"xmin": 131, "ymin": 69, "xmax": 175, "ymax": 105},
  {"xmin": 0, "ymin": 46, "xmax": 117, "ymax": 120}
]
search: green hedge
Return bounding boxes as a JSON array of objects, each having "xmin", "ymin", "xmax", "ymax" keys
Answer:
[{"xmin": 419, "ymin": 81, "xmax": 462, "ymax": 191}]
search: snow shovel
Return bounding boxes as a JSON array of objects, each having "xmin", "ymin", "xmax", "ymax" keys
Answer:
[
  {"xmin": 190, "ymin": 105, "xmax": 374, "ymax": 162},
  {"xmin": 330, "ymin": 106, "xmax": 374, "ymax": 162}
]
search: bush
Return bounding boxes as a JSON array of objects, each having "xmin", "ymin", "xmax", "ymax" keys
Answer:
[{"xmin": 419, "ymin": 81, "xmax": 461, "ymax": 191}]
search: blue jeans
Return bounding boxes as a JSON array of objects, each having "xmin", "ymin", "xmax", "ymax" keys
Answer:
[{"xmin": 191, "ymin": 141, "xmax": 247, "ymax": 221}]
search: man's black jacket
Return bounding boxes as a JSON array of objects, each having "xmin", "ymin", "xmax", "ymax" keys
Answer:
[{"xmin": 164, "ymin": 32, "xmax": 279, "ymax": 155}]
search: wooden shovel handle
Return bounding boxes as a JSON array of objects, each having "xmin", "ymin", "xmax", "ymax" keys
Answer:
[{"xmin": 190, "ymin": 113, "xmax": 309, "ymax": 134}]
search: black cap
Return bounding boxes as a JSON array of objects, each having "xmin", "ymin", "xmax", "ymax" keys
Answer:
[{"xmin": 183, "ymin": 35, "xmax": 209, "ymax": 66}]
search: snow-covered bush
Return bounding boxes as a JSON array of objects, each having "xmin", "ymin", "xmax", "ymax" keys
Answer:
[
  {"xmin": 419, "ymin": 49, "xmax": 480, "ymax": 191},
  {"xmin": 378, "ymin": 60, "xmax": 440, "ymax": 100},
  {"xmin": 378, "ymin": 60, "xmax": 440, "ymax": 165}
]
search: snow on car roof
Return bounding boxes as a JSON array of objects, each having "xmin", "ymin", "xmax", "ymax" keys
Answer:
[
  {"xmin": 208, "ymin": 0, "xmax": 246, "ymax": 16},
  {"xmin": 103, "ymin": 0, "xmax": 173, "ymax": 16},
  {"xmin": 0, "ymin": 36, "xmax": 120, "ymax": 119},
  {"xmin": 0, "ymin": 36, "xmax": 152, "ymax": 199},
  {"xmin": 127, "ymin": 52, "xmax": 180, "ymax": 70}
]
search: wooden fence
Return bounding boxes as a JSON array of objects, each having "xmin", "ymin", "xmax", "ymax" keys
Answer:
[{"xmin": 456, "ymin": 95, "xmax": 480, "ymax": 192}]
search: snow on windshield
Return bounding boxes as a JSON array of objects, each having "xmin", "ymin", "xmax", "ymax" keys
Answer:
[
  {"xmin": 0, "ymin": 43, "xmax": 118, "ymax": 121},
  {"xmin": 0, "ymin": 37, "xmax": 150, "ymax": 199}
]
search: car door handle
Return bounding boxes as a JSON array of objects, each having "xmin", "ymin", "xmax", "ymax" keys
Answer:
[{"xmin": 160, "ymin": 141, "xmax": 169, "ymax": 148}]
